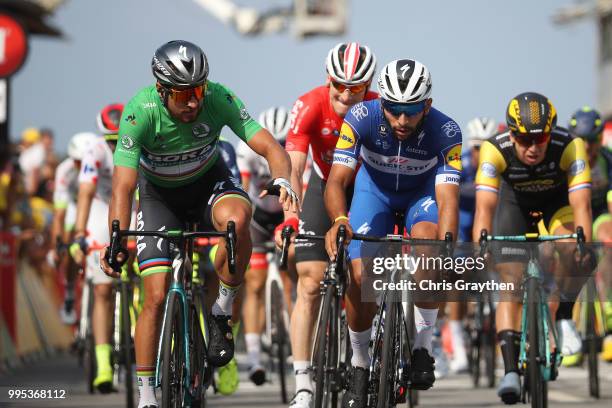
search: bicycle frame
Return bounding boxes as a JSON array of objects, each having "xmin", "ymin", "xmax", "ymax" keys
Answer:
[
  {"xmin": 518, "ymin": 257, "xmax": 559, "ymax": 382},
  {"xmin": 155, "ymin": 244, "xmax": 193, "ymax": 389}
]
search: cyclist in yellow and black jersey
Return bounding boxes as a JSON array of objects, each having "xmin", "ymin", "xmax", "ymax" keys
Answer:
[{"xmin": 473, "ymin": 92, "xmax": 593, "ymax": 405}]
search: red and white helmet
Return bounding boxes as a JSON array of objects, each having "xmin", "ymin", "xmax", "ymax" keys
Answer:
[
  {"xmin": 326, "ymin": 42, "xmax": 376, "ymax": 85},
  {"xmin": 96, "ymin": 103, "xmax": 124, "ymax": 135}
]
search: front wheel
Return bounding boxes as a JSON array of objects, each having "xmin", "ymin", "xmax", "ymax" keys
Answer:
[
  {"xmin": 526, "ymin": 279, "xmax": 546, "ymax": 408},
  {"xmin": 120, "ymin": 282, "xmax": 135, "ymax": 408},
  {"xmin": 377, "ymin": 301, "xmax": 398, "ymax": 408},
  {"xmin": 313, "ymin": 285, "xmax": 337, "ymax": 408},
  {"xmin": 160, "ymin": 293, "xmax": 185, "ymax": 408},
  {"xmin": 270, "ymin": 280, "xmax": 289, "ymax": 403}
]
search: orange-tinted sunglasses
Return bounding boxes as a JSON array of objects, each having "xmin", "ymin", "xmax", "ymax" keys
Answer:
[
  {"xmin": 167, "ymin": 83, "xmax": 207, "ymax": 104},
  {"xmin": 513, "ymin": 132, "xmax": 550, "ymax": 147},
  {"xmin": 330, "ymin": 80, "xmax": 368, "ymax": 94}
]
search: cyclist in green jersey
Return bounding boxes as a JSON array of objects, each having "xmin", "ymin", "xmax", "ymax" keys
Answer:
[{"xmin": 100, "ymin": 40, "xmax": 298, "ymax": 408}]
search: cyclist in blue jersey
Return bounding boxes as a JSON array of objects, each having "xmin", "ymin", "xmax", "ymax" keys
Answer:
[{"xmin": 324, "ymin": 59, "xmax": 462, "ymax": 408}]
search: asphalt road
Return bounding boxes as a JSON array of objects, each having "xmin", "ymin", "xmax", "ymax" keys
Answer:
[{"xmin": 1, "ymin": 352, "xmax": 612, "ymax": 407}]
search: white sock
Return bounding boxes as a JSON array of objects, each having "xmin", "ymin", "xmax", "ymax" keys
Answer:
[
  {"xmin": 137, "ymin": 374, "xmax": 157, "ymax": 408},
  {"xmin": 349, "ymin": 327, "xmax": 372, "ymax": 368},
  {"xmin": 212, "ymin": 280, "xmax": 240, "ymax": 316},
  {"xmin": 245, "ymin": 333, "xmax": 261, "ymax": 367},
  {"xmin": 294, "ymin": 360, "xmax": 312, "ymax": 392},
  {"xmin": 413, "ymin": 306, "xmax": 438, "ymax": 354},
  {"xmin": 449, "ymin": 320, "xmax": 466, "ymax": 356}
]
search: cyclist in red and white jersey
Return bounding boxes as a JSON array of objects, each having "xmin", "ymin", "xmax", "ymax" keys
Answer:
[
  {"xmin": 279, "ymin": 42, "xmax": 378, "ymax": 407},
  {"xmin": 51, "ymin": 132, "xmax": 98, "ymax": 324},
  {"xmin": 70, "ymin": 104, "xmax": 124, "ymax": 393}
]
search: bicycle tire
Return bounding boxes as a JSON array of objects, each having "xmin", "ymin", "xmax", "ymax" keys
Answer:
[
  {"xmin": 313, "ymin": 284, "xmax": 334, "ymax": 408},
  {"xmin": 470, "ymin": 301, "xmax": 482, "ymax": 388},
  {"xmin": 189, "ymin": 303, "xmax": 207, "ymax": 407},
  {"xmin": 527, "ymin": 278, "xmax": 545, "ymax": 408},
  {"xmin": 378, "ymin": 300, "xmax": 397, "ymax": 408},
  {"xmin": 84, "ymin": 281, "xmax": 95, "ymax": 394},
  {"xmin": 270, "ymin": 280, "xmax": 289, "ymax": 403},
  {"xmin": 120, "ymin": 281, "xmax": 135, "ymax": 408},
  {"xmin": 161, "ymin": 292, "xmax": 185, "ymax": 408},
  {"xmin": 484, "ymin": 298, "xmax": 496, "ymax": 388},
  {"xmin": 585, "ymin": 297, "xmax": 599, "ymax": 399},
  {"xmin": 405, "ymin": 300, "xmax": 419, "ymax": 407}
]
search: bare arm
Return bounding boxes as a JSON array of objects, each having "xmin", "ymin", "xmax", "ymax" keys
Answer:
[
  {"xmin": 472, "ymin": 190, "xmax": 498, "ymax": 241},
  {"xmin": 435, "ymin": 183, "xmax": 460, "ymax": 241},
  {"xmin": 74, "ymin": 183, "xmax": 96, "ymax": 239},
  {"xmin": 569, "ymin": 188, "xmax": 592, "ymax": 242},
  {"xmin": 246, "ymin": 129, "xmax": 291, "ymax": 181},
  {"xmin": 324, "ymin": 164, "xmax": 354, "ymax": 221},
  {"xmin": 51, "ymin": 208, "xmax": 67, "ymax": 243}
]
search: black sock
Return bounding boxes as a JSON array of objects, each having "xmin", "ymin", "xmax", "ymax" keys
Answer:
[
  {"xmin": 498, "ymin": 330, "xmax": 521, "ymax": 374},
  {"xmin": 556, "ymin": 302, "xmax": 574, "ymax": 320}
]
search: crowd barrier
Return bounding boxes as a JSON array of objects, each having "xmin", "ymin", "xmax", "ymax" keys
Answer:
[{"xmin": 0, "ymin": 232, "xmax": 72, "ymax": 373}]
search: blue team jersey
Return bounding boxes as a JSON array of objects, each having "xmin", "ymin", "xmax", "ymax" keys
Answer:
[{"xmin": 333, "ymin": 99, "xmax": 462, "ymax": 192}]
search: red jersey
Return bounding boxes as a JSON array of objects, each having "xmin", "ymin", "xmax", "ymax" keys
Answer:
[{"xmin": 286, "ymin": 85, "xmax": 378, "ymax": 180}]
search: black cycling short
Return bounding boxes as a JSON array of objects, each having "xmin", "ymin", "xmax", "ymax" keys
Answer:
[
  {"xmin": 492, "ymin": 181, "xmax": 571, "ymax": 263},
  {"xmin": 136, "ymin": 158, "xmax": 250, "ymax": 277},
  {"xmin": 294, "ymin": 170, "xmax": 353, "ymax": 263},
  {"xmin": 250, "ymin": 206, "xmax": 283, "ymax": 253}
]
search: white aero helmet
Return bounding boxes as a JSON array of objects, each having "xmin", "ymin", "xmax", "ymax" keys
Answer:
[
  {"xmin": 68, "ymin": 132, "xmax": 98, "ymax": 161},
  {"xmin": 326, "ymin": 42, "xmax": 377, "ymax": 85},
  {"xmin": 466, "ymin": 117, "xmax": 498, "ymax": 147},
  {"xmin": 377, "ymin": 59, "xmax": 432, "ymax": 103},
  {"xmin": 259, "ymin": 107, "xmax": 290, "ymax": 142}
]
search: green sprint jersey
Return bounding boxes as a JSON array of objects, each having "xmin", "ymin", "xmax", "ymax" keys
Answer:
[{"xmin": 114, "ymin": 81, "xmax": 262, "ymax": 187}]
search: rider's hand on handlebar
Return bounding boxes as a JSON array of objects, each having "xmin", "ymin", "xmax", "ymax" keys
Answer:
[
  {"xmin": 100, "ymin": 245, "xmax": 127, "ymax": 278},
  {"xmin": 325, "ymin": 219, "xmax": 353, "ymax": 261},
  {"xmin": 274, "ymin": 218, "xmax": 298, "ymax": 248}
]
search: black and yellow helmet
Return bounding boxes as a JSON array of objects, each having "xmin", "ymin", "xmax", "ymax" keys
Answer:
[{"xmin": 506, "ymin": 92, "xmax": 557, "ymax": 135}]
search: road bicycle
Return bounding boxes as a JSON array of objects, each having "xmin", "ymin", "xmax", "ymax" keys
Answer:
[
  {"xmin": 479, "ymin": 227, "xmax": 587, "ymax": 408},
  {"xmin": 107, "ymin": 219, "xmax": 237, "ymax": 408}
]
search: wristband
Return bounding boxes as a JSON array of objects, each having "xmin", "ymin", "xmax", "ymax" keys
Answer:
[
  {"xmin": 275, "ymin": 217, "xmax": 299, "ymax": 234},
  {"xmin": 334, "ymin": 215, "xmax": 349, "ymax": 223}
]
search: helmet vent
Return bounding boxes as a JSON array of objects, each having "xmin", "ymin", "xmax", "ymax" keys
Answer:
[{"xmin": 528, "ymin": 101, "xmax": 540, "ymax": 125}]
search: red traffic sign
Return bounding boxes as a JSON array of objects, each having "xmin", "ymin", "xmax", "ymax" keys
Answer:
[{"xmin": 0, "ymin": 14, "xmax": 28, "ymax": 78}]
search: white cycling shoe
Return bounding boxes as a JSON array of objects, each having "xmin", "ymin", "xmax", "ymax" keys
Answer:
[
  {"xmin": 59, "ymin": 306, "xmax": 77, "ymax": 325},
  {"xmin": 449, "ymin": 352, "xmax": 469, "ymax": 374},
  {"xmin": 432, "ymin": 343, "xmax": 449, "ymax": 379},
  {"xmin": 289, "ymin": 389, "xmax": 313, "ymax": 408},
  {"xmin": 556, "ymin": 319, "xmax": 582, "ymax": 355}
]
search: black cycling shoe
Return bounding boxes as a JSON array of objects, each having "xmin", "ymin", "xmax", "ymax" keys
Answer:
[
  {"xmin": 341, "ymin": 365, "xmax": 369, "ymax": 408},
  {"xmin": 248, "ymin": 365, "xmax": 266, "ymax": 386},
  {"xmin": 207, "ymin": 314, "xmax": 234, "ymax": 367},
  {"xmin": 410, "ymin": 348, "xmax": 435, "ymax": 390}
]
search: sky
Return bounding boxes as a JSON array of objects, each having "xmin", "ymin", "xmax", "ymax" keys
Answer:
[{"xmin": 10, "ymin": 0, "xmax": 597, "ymax": 153}]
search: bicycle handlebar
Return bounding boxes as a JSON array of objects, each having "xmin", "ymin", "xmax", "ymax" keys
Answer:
[{"xmin": 107, "ymin": 219, "xmax": 237, "ymax": 274}]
